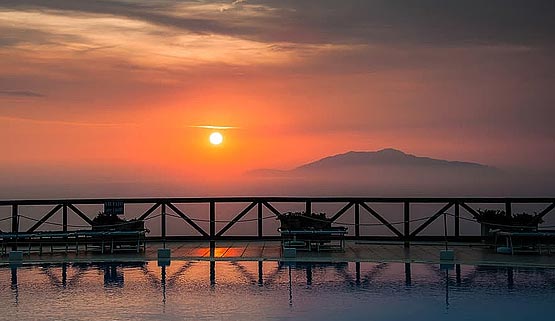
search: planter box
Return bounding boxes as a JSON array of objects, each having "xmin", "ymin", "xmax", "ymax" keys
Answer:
[
  {"xmin": 92, "ymin": 214, "xmax": 145, "ymax": 232},
  {"xmin": 278, "ymin": 212, "xmax": 331, "ymax": 230},
  {"xmin": 480, "ymin": 223, "xmax": 538, "ymax": 237}
]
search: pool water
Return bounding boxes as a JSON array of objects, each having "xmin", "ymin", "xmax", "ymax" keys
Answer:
[{"xmin": 1, "ymin": 261, "xmax": 554, "ymax": 321}]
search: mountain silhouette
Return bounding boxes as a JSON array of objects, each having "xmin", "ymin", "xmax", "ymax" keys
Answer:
[
  {"xmin": 244, "ymin": 148, "xmax": 507, "ymax": 196},
  {"xmin": 248, "ymin": 148, "xmax": 494, "ymax": 177},
  {"xmin": 296, "ymin": 148, "xmax": 491, "ymax": 171}
]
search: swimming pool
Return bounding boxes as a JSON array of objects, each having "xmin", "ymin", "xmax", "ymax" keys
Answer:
[{"xmin": 1, "ymin": 261, "xmax": 554, "ymax": 321}]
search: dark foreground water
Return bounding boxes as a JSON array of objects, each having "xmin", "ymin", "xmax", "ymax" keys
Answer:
[{"xmin": 1, "ymin": 260, "xmax": 554, "ymax": 321}]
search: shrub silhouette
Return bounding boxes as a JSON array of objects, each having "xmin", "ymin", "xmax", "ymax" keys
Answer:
[{"xmin": 473, "ymin": 209, "xmax": 543, "ymax": 227}]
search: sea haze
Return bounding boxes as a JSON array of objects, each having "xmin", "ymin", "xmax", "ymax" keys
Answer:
[
  {"xmin": 1, "ymin": 148, "xmax": 553, "ymax": 199},
  {"xmin": 245, "ymin": 148, "xmax": 551, "ymax": 197}
]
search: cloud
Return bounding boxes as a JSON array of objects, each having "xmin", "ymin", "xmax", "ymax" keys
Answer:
[
  {"xmin": 2, "ymin": 0, "xmax": 553, "ymax": 47},
  {"xmin": 189, "ymin": 125, "xmax": 239, "ymax": 130},
  {"xmin": 220, "ymin": 0, "xmax": 248, "ymax": 12},
  {"xmin": 0, "ymin": 25, "xmax": 86, "ymax": 47},
  {"xmin": 0, "ymin": 0, "xmax": 252, "ymax": 40},
  {"xmin": 74, "ymin": 44, "xmax": 118, "ymax": 53},
  {"xmin": 0, "ymin": 115, "xmax": 134, "ymax": 127},
  {"xmin": 253, "ymin": 0, "xmax": 555, "ymax": 46},
  {"xmin": 0, "ymin": 90, "xmax": 44, "ymax": 97}
]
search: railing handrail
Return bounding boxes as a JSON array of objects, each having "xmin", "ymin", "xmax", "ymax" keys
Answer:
[{"xmin": 1, "ymin": 196, "xmax": 554, "ymax": 206}]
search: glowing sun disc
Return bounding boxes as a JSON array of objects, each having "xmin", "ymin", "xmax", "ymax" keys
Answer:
[{"xmin": 209, "ymin": 132, "xmax": 223, "ymax": 145}]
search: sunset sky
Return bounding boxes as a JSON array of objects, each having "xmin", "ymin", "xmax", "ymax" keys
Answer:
[{"xmin": 1, "ymin": 1, "xmax": 554, "ymax": 194}]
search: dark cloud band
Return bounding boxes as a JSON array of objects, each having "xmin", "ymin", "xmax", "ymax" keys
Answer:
[{"xmin": 0, "ymin": 90, "xmax": 44, "ymax": 97}]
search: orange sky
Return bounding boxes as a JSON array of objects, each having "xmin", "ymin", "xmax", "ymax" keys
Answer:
[{"xmin": 1, "ymin": 1, "xmax": 554, "ymax": 194}]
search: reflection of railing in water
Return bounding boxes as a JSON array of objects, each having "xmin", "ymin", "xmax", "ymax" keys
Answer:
[
  {"xmin": 6, "ymin": 260, "xmax": 554, "ymax": 309},
  {"xmin": 2, "ymin": 197, "xmax": 554, "ymax": 247},
  {"xmin": 6, "ymin": 260, "xmax": 545, "ymax": 290}
]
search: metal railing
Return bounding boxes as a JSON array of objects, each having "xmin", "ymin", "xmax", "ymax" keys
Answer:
[{"xmin": 1, "ymin": 197, "xmax": 554, "ymax": 245}]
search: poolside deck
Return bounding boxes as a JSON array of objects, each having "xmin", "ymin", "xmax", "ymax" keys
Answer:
[{"xmin": 2, "ymin": 241, "xmax": 555, "ymax": 267}]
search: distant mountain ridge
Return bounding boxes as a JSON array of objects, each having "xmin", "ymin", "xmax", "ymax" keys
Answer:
[
  {"xmin": 247, "ymin": 148, "xmax": 495, "ymax": 177},
  {"xmin": 296, "ymin": 148, "xmax": 490, "ymax": 170}
]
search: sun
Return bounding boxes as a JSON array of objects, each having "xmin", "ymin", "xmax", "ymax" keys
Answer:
[{"xmin": 209, "ymin": 132, "xmax": 223, "ymax": 145}]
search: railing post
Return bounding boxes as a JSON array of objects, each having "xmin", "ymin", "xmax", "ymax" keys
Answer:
[
  {"xmin": 161, "ymin": 203, "xmax": 166, "ymax": 244},
  {"xmin": 11, "ymin": 205, "xmax": 18, "ymax": 251},
  {"xmin": 354, "ymin": 202, "xmax": 360, "ymax": 237},
  {"xmin": 210, "ymin": 201, "xmax": 215, "ymax": 239},
  {"xmin": 62, "ymin": 203, "xmax": 68, "ymax": 252},
  {"xmin": 11, "ymin": 204, "xmax": 18, "ymax": 234},
  {"xmin": 505, "ymin": 201, "xmax": 512, "ymax": 218},
  {"xmin": 455, "ymin": 202, "xmax": 460, "ymax": 238},
  {"xmin": 404, "ymin": 202, "xmax": 410, "ymax": 248},
  {"xmin": 62, "ymin": 204, "xmax": 68, "ymax": 233},
  {"xmin": 257, "ymin": 202, "xmax": 263, "ymax": 238},
  {"xmin": 305, "ymin": 201, "xmax": 312, "ymax": 215}
]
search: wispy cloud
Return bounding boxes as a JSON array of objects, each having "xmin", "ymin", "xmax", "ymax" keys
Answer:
[
  {"xmin": 0, "ymin": 115, "xmax": 135, "ymax": 127},
  {"xmin": 220, "ymin": 0, "xmax": 248, "ymax": 12},
  {"xmin": 2, "ymin": 0, "xmax": 554, "ymax": 46},
  {"xmin": 189, "ymin": 125, "xmax": 239, "ymax": 130},
  {"xmin": 0, "ymin": 90, "xmax": 44, "ymax": 97},
  {"xmin": 0, "ymin": 10, "xmax": 305, "ymax": 68},
  {"xmin": 73, "ymin": 44, "xmax": 118, "ymax": 53}
]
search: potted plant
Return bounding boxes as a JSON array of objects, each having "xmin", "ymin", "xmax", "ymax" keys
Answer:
[
  {"xmin": 472, "ymin": 209, "xmax": 543, "ymax": 236},
  {"xmin": 91, "ymin": 212, "xmax": 145, "ymax": 231},
  {"xmin": 277, "ymin": 211, "xmax": 332, "ymax": 230}
]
